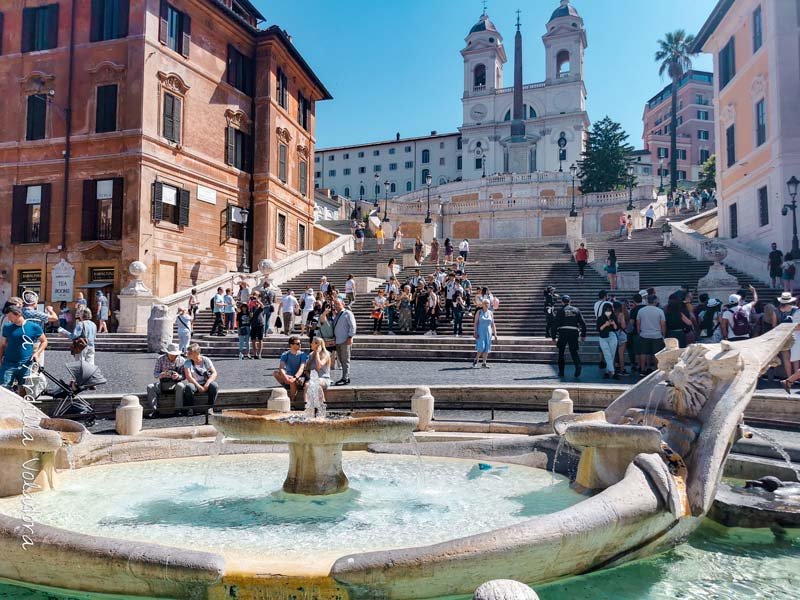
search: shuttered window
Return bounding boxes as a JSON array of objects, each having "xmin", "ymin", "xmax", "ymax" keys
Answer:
[
  {"xmin": 26, "ymin": 94, "xmax": 47, "ymax": 141},
  {"xmin": 758, "ymin": 186, "xmax": 769, "ymax": 227},
  {"xmin": 277, "ymin": 68, "xmax": 288, "ymax": 109},
  {"xmin": 11, "ymin": 184, "xmax": 51, "ymax": 244},
  {"xmin": 152, "ymin": 182, "xmax": 190, "ymax": 226},
  {"xmin": 226, "ymin": 45, "xmax": 254, "ymax": 95},
  {"xmin": 162, "ymin": 92, "xmax": 182, "ymax": 143},
  {"xmin": 299, "ymin": 160, "xmax": 308, "ymax": 196},
  {"xmin": 729, "ymin": 203, "xmax": 738, "ymax": 239},
  {"xmin": 719, "ymin": 36, "xmax": 736, "ymax": 90},
  {"xmin": 726, "ymin": 125, "xmax": 736, "ymax": 168},
  {"xmin": 225, "ymin": 204, "xmax": 245, "ymax": 241},
  {"xmin": 278, "ymin": 144, "xmax": 288, "ymax": 183},
  {"xmin": 159, "ymin": 1, "xmax": 190, "ymax": 57},
  {"xmin": 90, "ymin": 0, "xmax": 129, "ymax": 42},
  {"xmin": 22, "ymin": 4, "xmax": 58, "ymax": 53},
  {"xmin": 96, "ymin": 84, "xmax": 118, "ymax": 133},
  {"xmin": 298, "ymin": 223, "xmax": 306, "ymax": 251},
  {"xmin": 297, "ymin": 93, "xmax": 310, "ymax": 130},
  {"xmin": 224, "ymin": 127, "xmax": 251, "ymax": 171},
  {"xmin": 82, "ymin": 178, "xmax": 123, "ymax": 240},
  {"xmin": 277, "ymin": 213, "xmax": 287, "ymax": 246},
  {"xmin": 0, "ymin": 13, "xmax": 5, "ymax": 55}
]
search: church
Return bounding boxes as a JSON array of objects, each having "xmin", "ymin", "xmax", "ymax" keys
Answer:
[{"xmin": 313, "ymin": 0, "xmax": 589, "ymax": 200}]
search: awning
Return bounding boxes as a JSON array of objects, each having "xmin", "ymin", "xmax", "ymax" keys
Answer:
[{"xmin": 77, "ymin": 281, "xmax": 113, "ymax": 289}]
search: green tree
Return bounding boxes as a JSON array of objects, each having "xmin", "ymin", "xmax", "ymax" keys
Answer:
[
  {"xmin": 697, "ymin": 154, "xmax": 716, "ymax": 192},
  {"xmin": 578, "ymin": 116, "xmax": 635, "ymax": 192},
  {"xmin": 655, "ymin": 30, "xmax": 697, "ymax": 197}
]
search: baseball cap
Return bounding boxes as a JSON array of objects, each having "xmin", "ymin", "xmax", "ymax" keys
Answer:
[
  {"xmin": 561, "ymin": 294, "xmax": 571, "ymax": 302},
  {"xmin": 707, "ymin": 298, "xmax": 721, "ymax": 308},
  {"xmin": 728, "ymin": 294, "xmax": 741, "ymax": 304}
]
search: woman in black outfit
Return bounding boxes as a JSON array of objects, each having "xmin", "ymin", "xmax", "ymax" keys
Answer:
[{"xmin": 664, "ymin": 295, "xmax": 693, "ymax": 348}]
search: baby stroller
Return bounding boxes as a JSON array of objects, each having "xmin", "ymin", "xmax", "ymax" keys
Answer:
[{"xmin": 36, "ymin": 360, "xmax": 107, "ymax": 428}]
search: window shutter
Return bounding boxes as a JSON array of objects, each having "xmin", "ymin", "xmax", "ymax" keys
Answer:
[
  {"xmin": 90, "ymin": 0, "xmax": 102, "ymax": 42},
  {"xmin": 177, "ymin": 188, "xmax": 190, "ymax": 226},
  {"xmin": 226, "ymin": 203, "xmax": 233, "ymax": 239},
  {"xmin": 118, "ymin": 0, "xmax": 129, "ymax": 37},
  {"xmin": 152, "ymin": 182, "xmax": 164, "ymax": 221},
  {"xmin": 226, "ymin": 44, "xmax": 235, "ymax": 86},
  {"xmin": 81, "ymin": 179, "xmax": 98, "ymax": 240},
  {"xmin": 162, "ymin": 93, "xmax": 174, "ymax": 140},
  {"xmin": 11, "ymin": 186, "xmax": 27, "ymax": 244},
  {"xmin": 0, "ymin": 13, "xmax": 5, "ymax": 55},
  {"xmin": 46, "ymin": 3, "xmax": 59, "ymax": 49},
  {"xmin": 173, "ymin": 96, "xmax": 182, "ymax": 143},
  {"xmin": 181, "ymin": 13, "xmax": 191, "ymax": 57},
  {"xmin": 225, "ymin": 126, "xmax": 235, "ymax": 166},
  {"xmin": 158, "ymin": 0, "xmax": 168, "ymax": 45},
  {"xmin": 39, "ymin": 183, "xmax": 52, "ymax": 243},
  {"xmin": 22, "ymin": 8, "xmax": 35, "ymax": 53},
  {"xmin": 111, "ymin": 177, "xmax": 124, "ymax": 239},
  {"xmin": 245, "ymin": 132, "xmax": 253, "ymax": 171}
]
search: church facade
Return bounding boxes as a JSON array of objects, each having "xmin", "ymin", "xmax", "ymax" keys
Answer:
[{"xmin": 314, "ymin": 0, "xmax": 589, "ymax": 200}]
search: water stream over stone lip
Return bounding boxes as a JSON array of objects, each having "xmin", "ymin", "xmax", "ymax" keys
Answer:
[{"xmin": 0, "ymin": 453, "xmax": 581, "ymax": 567}]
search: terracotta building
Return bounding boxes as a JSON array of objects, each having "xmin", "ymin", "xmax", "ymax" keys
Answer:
[
  {"xmin": 641, "ymin": 70, "xmax": 715, "ymax": 184},
  {"xmin": 0, "ymin": 0, "xmax": 330, "ymax": 312},
  {"xmin": 693, "ymin": 0, "xmax": 800, "ymax": 254}
]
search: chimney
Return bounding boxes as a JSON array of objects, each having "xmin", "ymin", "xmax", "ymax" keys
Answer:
[{"xmin": 396, "ymin": 132, "xmax": 400, "ymax": 141}]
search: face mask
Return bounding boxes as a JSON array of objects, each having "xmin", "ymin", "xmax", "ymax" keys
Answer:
[{"xmin": 604, "ymin": 311, "xmax": 612, "ymax": 317}]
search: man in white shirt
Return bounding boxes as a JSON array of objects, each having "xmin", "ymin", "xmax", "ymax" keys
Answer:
[
  {"xmin": 636, "ymin": 294, "xmax": 666, "ymax": 376},
  {"xmin": 344, "ymin": 276, "xmax": 357, "ymax": 307},
  {"xmin": 444, "ymin": 273, "xmax": 460, "ymax": 322},
  {"xmin": 280, "ymin": 290, "xmax": 299, "ymax": 335},
  {"xmin": 720, "ymin": 286, "xmax": 758, "ymax": 341},
  {"xmin": 409, "ymin": 269, "xmax": 424, "ymax": 289},
  {"xmin": 319, "ymin": 276, "xmax": 330, "ymax": 295},
  {"xmin": 459, "ymin": 239, "xmax": 470, "ymax": 263},
  {"xmin": 386, "ymin": 276, "xmax": 399, "ymax": 296},
  {"xmin": 593, "ymin": 290, "xmax": 609, "ymax": 318},
  {"xmin": 299, "ymin": 287, "xmax": 316, "ymax": 335}
]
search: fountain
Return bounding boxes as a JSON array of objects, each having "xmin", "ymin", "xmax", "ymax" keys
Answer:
[
  {"xmin": 0, "ymin": 325, "xmax": 797, "ymax": 599},
  {"xmin": 209, "ymin": 374, "xmax": 419, "ymax": 495}
]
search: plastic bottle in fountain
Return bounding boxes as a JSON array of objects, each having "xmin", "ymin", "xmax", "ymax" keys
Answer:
[{"xmin": 304, "ymin": 371, "xmax": 327, "ymax": 420}]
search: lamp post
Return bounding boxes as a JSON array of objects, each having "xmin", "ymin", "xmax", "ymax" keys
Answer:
[
  {"xmin": 359, "ymin": 180, "xmax": 363, "ymax": 203},
  {"xmin": 569, "ymin": 163, "xmax": 578, "ymax": 217},
  {"xmin": 382, "ymin": 180, "xmax": 390, "ymax": 222},
  {"xmin": 658, "ymin": 159, "xmax": 665, "ymax": 194},
  {"xmin": 238, "ymin": 207, "xmax": 250, "ymax": 272},
  {"xmin": 424, "ymin": 174, "xmax": 433, "ymax": 223},
  {"xmin": 627, "ymin": 164, "xmax": 635, "ymax": 211},
  {"xmin": 784, "ymin": 175, "xmax": 800, "ymax": 256},
  {"xmin": 373, "ymin": 173, "xmax": 380, "ymax": 208},
  {"xmin": 482, "ymin": 156, "xmax": 487, "ymax": 178}
]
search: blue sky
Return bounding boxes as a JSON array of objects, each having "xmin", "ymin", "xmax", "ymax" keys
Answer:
[{"xmin": 255, "ymin": 0, "xmax": 714, "ymax": 150}]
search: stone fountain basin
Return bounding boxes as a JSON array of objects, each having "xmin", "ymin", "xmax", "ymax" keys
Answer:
[{"xmin": 209, "ymin": 409, "xmax": 419, "ymax": 445}]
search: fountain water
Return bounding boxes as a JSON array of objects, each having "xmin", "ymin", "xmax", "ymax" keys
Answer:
[{"xmin": 742, "ymin": 425, "xmax": 800, "ymax": 482}]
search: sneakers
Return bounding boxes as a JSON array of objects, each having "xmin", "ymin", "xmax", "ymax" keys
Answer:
[
  {"xmin": 481, "ymin": 363, "xmax": 490, "ymax": 368},
  {"xmin": 472, "ymin": 360, "xmax": 478, "ymax": 369},
  {"xmin": 603, "ymin": 372, "xmax": 610, "ymax": 379}
]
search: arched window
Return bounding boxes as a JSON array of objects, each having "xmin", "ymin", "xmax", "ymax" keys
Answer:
[
  {"xmin": 421, "ymin": 149, "xmax": 430, "ymax": 164},
  {"xmin": 529, "ymin": 106, "xmax": 537, "ymax": 119},
  {"xmin": 473, "ymin": 64, "xmax": 486, "ymax": 89},
  {"xmin": 406, "ymin": 181, "xmax": 412, "ymax": 192},
  {"xmin": 330, "ymin": 188, "xmax": 336, "ymax": 196},
  {"xmin": 421, "ymin": 168, "xmax": 430, "ymax": 185},
  {"xmin": 504, "ymin": 104, "xmax": 537, "ymax": 121},
  {"xmin": 359, "ymin": 185, "xmax": 365, "ymax": 197},
  {"xmin": 390, "ymin": 182, "xmax": 396, "ymax": 193},
  {"xmin": 457, "ymin": 137, "xmax": 462, "ymax": 150},
  {"xmin": 556, "ymin": 50, "xmax": 571, "ymax": 77},
  {"xmin": 343, "ymin": 187, "xmax": 350, "ymax": 198}
]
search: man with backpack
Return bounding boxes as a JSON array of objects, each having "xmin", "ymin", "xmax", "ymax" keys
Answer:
[{"xmin": 720, "ymin": 285, "xmax": 758, "ymax": 342}]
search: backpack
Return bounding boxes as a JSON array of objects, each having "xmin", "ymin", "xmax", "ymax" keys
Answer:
[
  {"xmin": 731, "ymin": 308, "xmax": 750, "ymax": 337},
  {"xmin": 789, "ymin": 264, "xmax": 796, "ymax": 278},
  {"xmin": 209, "ymin": 296, "xmax": 215, "ymax": 310},
  {"xmin": 699, "ymin": 308, "xmax": 718, "ymax": 336}
]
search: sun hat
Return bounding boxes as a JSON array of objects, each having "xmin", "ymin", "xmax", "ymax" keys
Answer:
[
  {"xmin": 707, "ymin": 298, "xmax": 721, "ymax": 308},
  {"xmin": 166, "ymin": 343, "xmax": 181, "ymax": 356},
  {"xmin": 778, "ymin": 292, "xmax": 797, "ymax": 304}
]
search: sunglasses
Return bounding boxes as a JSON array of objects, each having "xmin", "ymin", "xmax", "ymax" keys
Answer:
[{"xmin": 290, "ymin": 342, "xmax": 301, "ymax": 346}]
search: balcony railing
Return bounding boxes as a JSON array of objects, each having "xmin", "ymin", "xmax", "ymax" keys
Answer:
[{"xmin": 98, "ymin": 218, "xmax": 113, "ymax": 240}]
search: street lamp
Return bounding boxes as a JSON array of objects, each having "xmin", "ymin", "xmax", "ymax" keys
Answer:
[
  {"xmin": 238, "ymin": 206, "xmax": 250, "ymax": 272},
  {"xmin": 359, "ymin": 179, "xmax": 363, "ymax": 202},
  {"xmin": 658, "ymin": 159, "xmax": 665, "ymax": 193},
  {"xmin": 783, "ymin": 175, "xmax": 800, "ymax": 255},
  {"xmin": 627, "ymin": 164, "xmax": 635, "ymax": 211},
  {"xmin": 382, "ymin": 179, "xmax": 390, "ymax": 222},
  {"xmin": 482, "ymin": 156, "xmax": 487, "ymax": 178},
  {"xmin": 373, "ymin": 173, "xmax": 380, "ymax": 207},
  {"xmin": 424, "ymin": 174, "xmax": 433, "ymax": 223},
  {"xmin": 569, "ymin": 163, "xmax": 578, "ymax": 217}
]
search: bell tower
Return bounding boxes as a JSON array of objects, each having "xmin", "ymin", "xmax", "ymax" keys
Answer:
[
  {"xmin": 461, "ymin": 11, "xmax": 506, "ymax": 124},
  {"xmin": 542, "ymin": 0, "xmax": 587, "ymax": 83}
]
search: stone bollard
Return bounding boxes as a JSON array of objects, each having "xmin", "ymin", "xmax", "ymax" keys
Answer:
[
  {"xmin": 268, "ymin": 388, "xmax": 291, "ymax": 412},
  {"xmin": 116, "ymin": 395, "xmax": 144, "ymax": 436},
  {"xmin": 147, "ymin": 304, "xmax": 173, "ymax": 353},
  {"xmin": 473, "ymin": 580, "xmax": 539, "ymax": 600},
  {"xmin": 410, "ymin": 386, "xmax": 434, "ymax": 431},
  {"xmin": 548, "ymin": 388, "xmax": 573, "ymax": 425},
  {"xmin": 664, "ymin": 337, "xmax": 680, "ymax": 351}
]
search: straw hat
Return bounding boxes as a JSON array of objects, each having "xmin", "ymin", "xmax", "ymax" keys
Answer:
[{"xmin": 778, "ymin": 292, "xmax": 797, "ymax": 304}]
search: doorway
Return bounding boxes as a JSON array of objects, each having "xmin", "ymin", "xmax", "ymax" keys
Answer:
[{"xmin": 157, "ymin": 261, "xmax": 178, "ymax": 297}]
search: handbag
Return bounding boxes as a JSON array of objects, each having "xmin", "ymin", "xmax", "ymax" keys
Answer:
[
  {"xmin": 71, "ymin": 337, "xmax": 88, "ymax": 355},
  {"xmin": 160, "ymin": 379, "xmax": 178, "ymax": 393},
  {"xmin": 371, "ymin": 309, "xmax": 383, "ymax": 319},
  {"xmin": 275, "ymin": 315, "xmax": 283, "ymax": 329}
]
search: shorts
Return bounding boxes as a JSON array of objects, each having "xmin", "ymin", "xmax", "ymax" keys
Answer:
[
  {"xmin": 770, "ymin": 266, "xmax": 783, "ymax": 278},
  {"xmin": 616, "ymin": 330, "xmax": 628, "ymax": 344},
  {"xmin": 249, "ymin": 326, "xmax": 264, "ymax": 341},
  {"xmin": 0, "ymin": 361, "xmax": 33, "ymax": 389},
  {"xmin": 605, "ymin": 267, "xmax": 617, "ymax": 275},
  {"xmin": 636, "ymin": 337, "xmax": 665, "ymax": 356}
]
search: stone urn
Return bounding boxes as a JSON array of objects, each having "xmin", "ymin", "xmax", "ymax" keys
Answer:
[
  {"xmin": 702, "ymin": 240, "xmax": 728, "ymax": 266},
  {"xmin": 698, "ymin": 240, "xmax": 738, "ymax": 299}
]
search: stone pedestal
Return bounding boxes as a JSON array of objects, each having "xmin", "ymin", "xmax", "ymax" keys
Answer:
[
  {"xmin": 147, "ymin": 305, "xmax": 173, "ymax": 353},
  {"xmin": 115, "ymin": 395, "xmax": 143, "ymax": 436},
  {"xmin": 548, "ymin": 389, "xmax": 573, "ymax": 425},
  {"xmin": 284, "ymin": 443, "xmax": 348, "ymax": 495},
  {"xmin": 421, "ymin": 222, "xmax": 437, "ymax": 245},
  {"xmin": 565, "ymin": 216, "xmax": 583, "ymax": 248},
  {"xmin": 411, "ymin": 386, "xmax": 435, "ymax": 431},
  {"xmin": 267, "ymin": 388, "xmax": 291, "ymax": 412},
  {"xmin": 473, "ymin": 580, "xmax": 539, "ymax": 600},
  {"xmin": 118, "ymin": 261, "xmax": 155, "ymax": 334},
  {"xmin": 377, "ymin": 263, "xmax": 401, "ymax": 279},
  {"xmin": 354, "ymin": 277, "xmax": 385, "ymax": 295},
  {"xmin": 698, "ymin": 264, "xmax": 739, "ymax": 301},
  {"xmin": 402, "ymin": 253, "xmax": 418, "ymax": 268}
]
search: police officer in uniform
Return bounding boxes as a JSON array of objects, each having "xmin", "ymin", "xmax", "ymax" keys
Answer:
[
  {"xmin": 552, "ymin": 294, "xmax": 587, "ymax": 379},
  {"xmin": 543, "ymin": 286, "xmax": 559, "ymax": 338}
]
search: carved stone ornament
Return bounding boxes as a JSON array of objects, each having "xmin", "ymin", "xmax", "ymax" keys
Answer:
[
  {"xmin": 296, "ymin": 144, "xmax": 309, "ymax": 158},
  {"xmin": 276, "ymin": 127, "xmax": 292, "ymax": 144},
  {"xmin": 720, "ymin": 103, "xmax": 736, "ymax": 126},
  {"xmin": 750, "ymin": 74, "xmax": 766, "ymax": 99},
  {"xmin": 18, "ymin": 71, "xmax": 55, "ymax": 94},
  {"xmin": 157, "ymin": 71, "xmax": 191, "ymax": 95},
  {"xmin": 225, "ymin": 108, "xmax": 250, "ymax": 129},
  {"xmin": 663, "ymin": 345, "xmax": 713, "ymax": 417},
  {"xmin": 88, "ymin": 61, "xmax": 127, "ymax": 84}
]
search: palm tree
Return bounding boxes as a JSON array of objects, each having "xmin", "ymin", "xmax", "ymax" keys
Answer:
[{"xmin": 655, "ymin": 30, "xmax": 697, "ymax": 198}]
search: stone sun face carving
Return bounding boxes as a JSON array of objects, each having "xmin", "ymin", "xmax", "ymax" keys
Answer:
[{"xmin": 664, "ymin": 345, "xmax": 712, "ymax": 417}]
